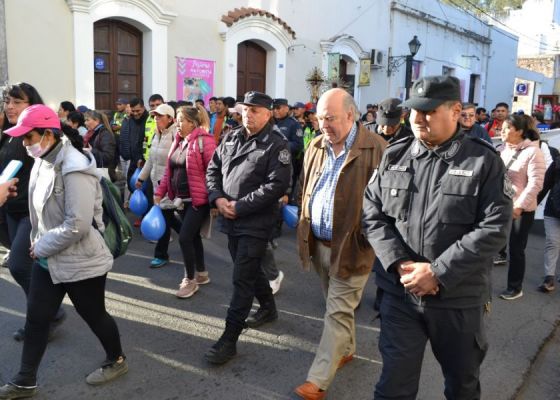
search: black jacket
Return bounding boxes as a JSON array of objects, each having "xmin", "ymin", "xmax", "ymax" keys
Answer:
[
  {"xmin": 378, "ymin": 124, "xmax": 413, "ymax": 144},
  {"xmin": 274, "ymin": 116, "xmax": 303, "ymax": 156},
  {"xmin": 127, "ymin": 111, "xmax": 149, "ymax": 163},
  {"xmin": 538, "ymin": 155, "xmax": 560, "ymax": 218},
  {"xmin": 89, "ymin": 125, "xmax": 116, "ymax": 170},
  {"xmin": 206, "ymin": 122, "xmax": 292, "ymax": 239},
  {"xmin": 363, "ymin": 131, "xmax": 513, "ymax": 308},
  {"xmin": 0, "ymin": 133, "xmax": 34, "ymax": 216}
]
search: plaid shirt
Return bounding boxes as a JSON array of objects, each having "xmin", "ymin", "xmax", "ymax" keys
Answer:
[{"xmin": 310, "ymin": 123, "xmax": 358, "ymax": 241}]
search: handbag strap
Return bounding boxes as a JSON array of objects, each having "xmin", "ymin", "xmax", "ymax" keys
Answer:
[{"xmin": 505, "ymin": 149, "xmax": 522, "ymax": 170}]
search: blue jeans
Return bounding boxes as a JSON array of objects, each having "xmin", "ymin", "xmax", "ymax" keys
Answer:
[{"xmin": 544, "ymin": 216, "xmax": 560, "ymax": 277}]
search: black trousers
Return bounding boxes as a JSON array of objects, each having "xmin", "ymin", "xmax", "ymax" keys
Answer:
[
  {"xmin": 223, "ymin": 235, "xmax": 275, "ymax": 341},
  {"xmin": 13, "ymin": 265, "xmax": 123, "ymax": 386},
  {"xmin": 5, "ymin": 213, "xmax": 33, "ymax": 296},
  {"xmin": 153, "ymin": 208, "xmax": 182, "ymax": 260},
  {"xmin": 374, "ymin": 293, "xmax": 487, "ymax": 400},
  {"xmin": 178, "ymin": 204, "xmax": 209, "ymax": 280},
  {"xmin": 507, "ymin": 211, "xmax": 535, "ymax": 291}
]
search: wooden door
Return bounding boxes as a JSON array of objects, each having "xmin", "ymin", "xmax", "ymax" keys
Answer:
[
  {"xmin": 94, "ymin": 19, "xmax": 142, "ymax": 111},
  {"xmin": 237, "ymin": 41, "xmax": 266, "ymax": 101}
]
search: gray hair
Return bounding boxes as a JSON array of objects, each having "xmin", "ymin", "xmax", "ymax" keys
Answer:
[{"xmin": 342, "ymin": 92, "xmax": 360, "ymax": 122}]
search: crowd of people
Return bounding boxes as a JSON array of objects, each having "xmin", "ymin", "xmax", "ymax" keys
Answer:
[{"xmin": 0, "ymin": 75, "xmax": 558, "ymax": 399}]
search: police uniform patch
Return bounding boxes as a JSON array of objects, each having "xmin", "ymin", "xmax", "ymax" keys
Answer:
[
  {"xmin": 296, "ymin": 128, "xmax": 303, "ymax": 137},
  {"xmin": 444, "ymin": 141, "xmax": 461, "ymax": 159},
  {"xmin": 388, "ymin": 164, "xmax": 408, "ymax": 172},
  {"xmin": 504, "ymin": 174, "xmax": 515, "ymax": 199},
  {"xmin": 278, "ymin": 149, "xmax": 291, "ymax": 165}
]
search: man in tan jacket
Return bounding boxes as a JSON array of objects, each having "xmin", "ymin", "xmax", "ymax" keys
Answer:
[{"xmin": 294, "ymin": 88, "xmax": 386, "ymax": 400}]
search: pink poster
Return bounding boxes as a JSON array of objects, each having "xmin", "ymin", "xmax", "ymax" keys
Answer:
[{"xmin": 176, "ymin": 57, "xmax": 215, "ymax": 104}]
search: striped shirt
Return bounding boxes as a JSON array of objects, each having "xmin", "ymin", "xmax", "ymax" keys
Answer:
[{"xmin": 310, "ymin": 123, "xmax": 358, "ymax": 241}]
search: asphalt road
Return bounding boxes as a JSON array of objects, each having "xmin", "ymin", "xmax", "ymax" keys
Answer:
[{"xmin": 1, "ymin": 218, "xmax": 559, "ymax": 400}]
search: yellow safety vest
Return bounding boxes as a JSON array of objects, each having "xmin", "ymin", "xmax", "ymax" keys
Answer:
[{"xmin": 143, "ymin": 115, "xmax": 157, "ymax": 160}]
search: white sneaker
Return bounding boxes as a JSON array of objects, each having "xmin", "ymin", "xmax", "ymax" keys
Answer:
[{"xmin": 269, "ymin": 270, "xmax": 284, "ymax": 295}]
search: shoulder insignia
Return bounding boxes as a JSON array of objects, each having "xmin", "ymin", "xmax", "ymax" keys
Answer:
[
  {"xmin": 278, "ymin": 149, "xmax": 291, "ymax": 165},
  {"xmin": 443, "ymin": 140, "xmax": 461, "ymax": 159}
]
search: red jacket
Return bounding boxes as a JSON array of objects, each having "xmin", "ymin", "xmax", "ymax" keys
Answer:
[{"xmin": 155, "ymin": 127, "xmax": 216, "ymax": 207}]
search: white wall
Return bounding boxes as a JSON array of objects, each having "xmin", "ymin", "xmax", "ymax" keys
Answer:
[
  {"xmin": 3, "ymin": 0, "xmax": 520, "ymax": 115},
  {"xmin": 6, "ymin": 0, "xmax": 74, "ymax": 110},
  {"xmin": 485, "ymin": 27, "xmax": 519, "ymax": 109}
]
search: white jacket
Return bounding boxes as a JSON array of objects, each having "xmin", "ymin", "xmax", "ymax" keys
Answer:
[{"xmin": 29, "ymin": 138, "xmax": 113, "ymax": 283}]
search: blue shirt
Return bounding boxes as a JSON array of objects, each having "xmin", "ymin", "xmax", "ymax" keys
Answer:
[{"xmin": 310, "ymin": 123, "xmax": 358, "ymax": 241}]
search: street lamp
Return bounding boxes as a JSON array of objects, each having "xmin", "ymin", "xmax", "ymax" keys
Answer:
[
  {"xmin": 387, "ymin": 35, "xmax": 422, "ymax": 99},
  {"xmin": 405, "ymin": 35, "xmax": 421, "ymax": 100}
]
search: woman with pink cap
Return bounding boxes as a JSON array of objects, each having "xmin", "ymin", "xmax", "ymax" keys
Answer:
[{"xmin": 0, "ymin": 105, "xmax": 127, "ymax": 399}]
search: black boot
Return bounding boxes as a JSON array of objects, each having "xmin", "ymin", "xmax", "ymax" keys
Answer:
[
  {"xmin": 204, "ymin": 338, "xmax": 237, "ymax": 365},
  {"xmin": 246, "ymin": 307, "xmax": 278, "ymax": 328}
]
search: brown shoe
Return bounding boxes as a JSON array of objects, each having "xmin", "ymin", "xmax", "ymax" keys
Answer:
[
  {"xmin": 195, "ymin": 271, "xmax": 210, "ymax": 285},
  {"xmin": 338, "ymin": 353, "xmax": 354, "ymax": 369},
  {"xmin": 176, "ymin": 279, "xmax": 199, "ymax": 299},
  {"xmin": 294, "ymin": 382, "xmax": 326, "ymax": 400}
]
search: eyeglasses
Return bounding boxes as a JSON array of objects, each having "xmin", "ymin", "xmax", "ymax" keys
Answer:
[
  {"xmin": 3, "ymin": 98, "xmax": 29, "ymax": 107},
  {"xmin": 460, "ymin": 113, "xmax": 475, "ymax": 118}
]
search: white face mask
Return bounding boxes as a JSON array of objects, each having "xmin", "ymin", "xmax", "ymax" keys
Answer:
[{"xmin": 25, "ymin": 134, "xmax": 48, "ymax": 158}]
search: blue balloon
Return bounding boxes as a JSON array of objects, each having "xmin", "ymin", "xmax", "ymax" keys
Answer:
[
  {"xmin": 282, "ymin": 205, "xmax": 299, "ymax": 229},
  {"xmin": 141, "ymin": 205, "xmax": 166, "ymax": 241},
  {"xmin": 128, "ymin": 168, "xmax": 148, "ymax": 192},
  {"xmin": 129, "ymin": 168, "xmax": 141, "ymax": 192},
  {"xmin": 129, "ymin": 189, "xmax": 148, "ymax": 216}
]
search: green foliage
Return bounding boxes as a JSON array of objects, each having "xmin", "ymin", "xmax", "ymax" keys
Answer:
[{"xmin": 442, "ymin": 0, "xmax": 526, "ymax": 16}]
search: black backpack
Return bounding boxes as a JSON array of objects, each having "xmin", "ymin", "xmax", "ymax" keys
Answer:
[{"xmin": 95, "ymin": 177, "xmax": 133, "ymax": 258}]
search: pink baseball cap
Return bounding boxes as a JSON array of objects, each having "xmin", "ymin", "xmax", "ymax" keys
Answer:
[{"xmin": 5, "ymin": 104, "xmax": 61, "ymax": 137}]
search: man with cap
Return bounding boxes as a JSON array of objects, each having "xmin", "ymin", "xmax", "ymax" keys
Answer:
[
  {"xmin": 273, "ymin": 98, "xmax": 303, "ymax": 200},
  {"xmin": 205, "ymin": 91, "xmax": 292, "ymax": 365},
  {"xmin": 375, "ymin": 98, "xmax": 413, "ymax": 144},
  {"xmin": 293, "ymin": 88, "xmax": 386, "ymax": 400},
  {"xmin": 292, "ymin": 101, "xmax": 306, "ymax": 120},
  {"xmin": 111, "ymin": 98, "xmax": 128, "ymax": 133},
  {"xmin": 362, "ymin": 75, "xmax": 513, "ymax": 399}
]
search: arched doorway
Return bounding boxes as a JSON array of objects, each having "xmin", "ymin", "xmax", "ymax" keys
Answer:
[
  {"xmin": 94, "ymin": 19, "xmax": 142, "ymax": 110},
  {"xmin": 339, "ymin": 57, "xmax": 356, "ymax": 97},
  {"xmin": 237, "ymin": 41, "xmax": 267, "ymax": 101}
]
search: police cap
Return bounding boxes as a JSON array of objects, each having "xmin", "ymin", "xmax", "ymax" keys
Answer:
[
  {"xmin": 273, "ymin": 98, "xmax": 290, "ymax": 108},
  {"xmin": 238, "ymin": 91, "xmax": 273, "ymax": 109},
  {"xmin": 402, "ymin": 75, "xmax": 461, "ymax": 112},
  {"xmin": 377, "ymin": 98, "xmax": 402, "ymax": 126}
]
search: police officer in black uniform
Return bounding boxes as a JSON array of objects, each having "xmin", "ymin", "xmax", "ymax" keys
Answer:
[
  {"xmin": 205, "ymin": 91, "xmax": 292, "ymax": 365},
  {"xmin": 362, "ymin": 76, "xmax": 513, "ymax": 399},
  {"xmin": 273, "ymin": 98, "xmax": 303, "ymax": 200}
]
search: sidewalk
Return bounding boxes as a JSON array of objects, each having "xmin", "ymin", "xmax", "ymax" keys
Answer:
[{"xmin": 515, "ymin": 313, "xmax": 560, "ymax": 399}]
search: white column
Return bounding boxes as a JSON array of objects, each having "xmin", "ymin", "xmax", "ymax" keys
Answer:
[
  {"xmin": 0, "ymin": 0, "xmax": 8, "ymax": 83},
  {"xmin": 72, "ymin": 11, "xmax": 95, "ymax": 107},
  {"xmin": 147, "ymin": 24, "xmax": 168, "ymax": 100}
]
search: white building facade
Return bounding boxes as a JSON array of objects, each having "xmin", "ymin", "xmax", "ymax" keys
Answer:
[{"xmin": 3, "ymin": 0, "xmax": 518, "ymax": 112}]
